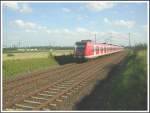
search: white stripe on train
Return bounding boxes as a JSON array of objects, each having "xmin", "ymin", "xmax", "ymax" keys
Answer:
[{"xmin": 84, "ymin": 50, "xmax": 122, "ymax": 59}]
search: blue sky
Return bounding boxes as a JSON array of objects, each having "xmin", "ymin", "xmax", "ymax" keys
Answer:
[{"xmin": 2, "ymin": 1, "xmax": 148, "ymax": 47}]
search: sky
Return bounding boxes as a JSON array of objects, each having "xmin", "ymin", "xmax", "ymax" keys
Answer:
[{"xmin": 2, "ymin": 1, "xmax": 148, "ymax": 47}]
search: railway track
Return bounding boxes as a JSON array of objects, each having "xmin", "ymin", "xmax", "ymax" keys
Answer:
[
  {"xmin": 4, "ymin": 52, "xmax": 126, "ymax": 110},
  {"xmin": 4, "ymin": 53, "xmax": 115, "ymax": 99},
  {"xmin": 8, "ymin": 60, "xmax": 106, "ymax": 110},
  {"xmin": 4, "ymin": 57, "xmax": 102, "ymax": 98},
  {"xmin": 4, "ymin": 63, "xmax": 77, "ymax": 90},
  {"xmin": 4, "ymin": 55, "xmax": 107, "ymax": 108}
]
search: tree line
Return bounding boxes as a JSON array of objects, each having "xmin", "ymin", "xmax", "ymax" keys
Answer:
[{"xmin": 3, "ymin": 46, "xmax": 74, "ymax": 53}]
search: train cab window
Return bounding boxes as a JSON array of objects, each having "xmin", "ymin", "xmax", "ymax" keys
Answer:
[
  {"xmin": 76, "ymin": 43, "xmax": 85, "ymax": 52},
  {"xmin": 76, "ymin": 45, "xmax": 84, "ymax": 51}
]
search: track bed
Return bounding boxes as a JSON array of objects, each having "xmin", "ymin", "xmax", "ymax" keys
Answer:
[{"xmin": 3, "ymin": 51, "xmax": 127, "ymax": 110}]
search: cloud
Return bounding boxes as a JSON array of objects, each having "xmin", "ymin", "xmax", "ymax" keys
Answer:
[
  {"xmin": 141, "ymin": 25, "xmax": 147, "ymax": 32},
  {"xmin": 104, "ymin": 17, "xmax": 111, "ymax": 24},
  {"xmin": 11, "ymin": 19, "xmax": 135, "ymax": 46},
  {"xmin": 76, "ymin": 27, "xmax": 89, "ymax": 33},
  {"xmin": 104, "ymin": 18, "xmax": 135, "ymax": 28},
  {"xmin": 64, "ymin": 29, "xmax": 71, "ymax": 33},
  {"xmin": 3, "ymin": 2, "xmax": 19, "ymax": 10},
  {"xmin": 113, "ymin": 20, "xmax": 135, "ymax": 28},
  {"xmin": 3, "ymin": 2, "xmax": 32, "ymax": 13},
  {"xmin": 19, "ymin": 4, "xmax": 32, "ymax": 13},
  {"xmin": 62, "ymin": 8, "xmax": 71, "ymax": 13},
  {"xmin": 12, "ymin": 20, "xmax": 36, "ymax": 29},
  {"xmin": 77, "ymin": 15, "xmax": 88, "ymax": 21},
  {"xmin": 11, "ymin": 20, "xmax": 98, "ymax": 37},
  {"xmin": 86, "ymin": 2, "xmax": 116, "ymax": 12},
  {"xmin": 12, "ymin": 20, "xmax": 48, "ymax": 32},
  {"xmin": 105, "ymin": 31, "xmax": 128, "ymax": 39}
]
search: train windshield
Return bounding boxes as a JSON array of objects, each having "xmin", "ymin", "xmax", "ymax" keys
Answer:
[{"xmin": 75, "ymin": 42, "xmax": 85, "ymax": 52}]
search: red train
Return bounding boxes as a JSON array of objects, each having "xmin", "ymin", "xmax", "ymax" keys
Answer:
[{"xmin": 74, "ymin": 40, "xmax": 124, "ymax": 59}]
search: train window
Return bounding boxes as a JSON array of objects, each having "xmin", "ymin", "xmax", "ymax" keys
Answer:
[
  {"xmin": 96, "ymin": 47, "xmax": 99, "ymax": 51},
  {"xmin": 107, "ymin": 47, "xmax": 109, "ymax": 51},
  {"xmin": 92, "ymin": 47, "xmax": 95, "ymax": 52}
]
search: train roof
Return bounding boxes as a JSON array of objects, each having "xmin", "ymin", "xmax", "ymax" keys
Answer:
[{"xmin": 75, "ymin": 40, "xmax": 123, "ymax": 47}]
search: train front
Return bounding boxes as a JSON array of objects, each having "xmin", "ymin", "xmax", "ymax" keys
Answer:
[{"xmin": 74, "ymin": 41, "xmax": 86, "ymax": 59}]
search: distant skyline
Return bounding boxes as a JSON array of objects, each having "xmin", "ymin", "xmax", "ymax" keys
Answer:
[{"xmin": 2, "ymin": 1, "xmax": 148, "ymax": 47}]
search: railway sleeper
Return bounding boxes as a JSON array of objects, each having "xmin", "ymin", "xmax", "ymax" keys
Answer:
[
  {"xmin": 58, "ymin": 84, "xmax": 71, "ymax": 87},
  {"xmin": 42, "ymin": 107, "xmax": 51, "ymax": 111},
  {"xmin": 54, "ymin": 86, "xmax": 67, "ymax": 89},
  {"xmin": 38, "ymin": 93, "xmax": 53, "ymax": 97},
  {"xmin": 15, "ymin": 104, "xmax": 34, "ymax": 110},
  {"xmin": 48, "ymin": 91, "xmax": 58, "ymax": 94},
  {"xmin": 61, "ymin": 82, "xmax": 73, "ymax": 85},
  {"xmin": 55, "ymin": 99, "xmax": 63, "ymax": 102},
  {"xmin": 24, "ymin": 100, "xmax": 41, "ymax": 105},
  {"xmin": 31, "ymin": 96, "xmax": 49, "ymax": 101},
  {"xmin": 26, "ymin": 97, "xmax": 46, "ymax": 103},
  {"xmin": 49, "ymin": 88, "xmax": 60, "ymax": 91},
  {"xmin": 16, "ymin": 101, "xmax": 39, "ymax": 108},
  {"xmin": 61, "ymin": 95, "xmax": 68, "ymax": 99},
  {"xmin": 48, "ymin": 103, "xmax": 58, "ymax": 110},
  {"xmin": 43, "ymin": 90, "xmax": 59, "ymax": 94},
  {"xmin": 6, "ymin": 108, "xmax": 23, "ymax": 111},
  {"xmin": 66, "ymin": 92, "xmax": 72, "ymax": 95}
]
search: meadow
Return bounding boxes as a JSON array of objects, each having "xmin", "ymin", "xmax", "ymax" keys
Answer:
[
  {"xmin": 3, "ymin": 50, "xmax": 73, "ymax": 78},
  {"xmin": 3, "ymin": 50, "xmax": 73, "ymax": 61}
]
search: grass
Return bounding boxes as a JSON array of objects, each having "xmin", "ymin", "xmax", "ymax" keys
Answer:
[
  {"xmin": 3, "ymin": 52, "xmax": 49, "ymax": 61},
  {"xmin": 107, "ymin": 49, "xmax": 147, "ymax": 110},
  {"xmin": 3, "ymin": 57, "xmax": 58, "ymax": 78},
  {"xmin": 2, "ymin": 50, "xmax": 73, "ymax": 77},
  {"xmin": 3, "ymin": 50, "xmax": 73, "ymax": 61},
  {"xmin": 75, "ymin": 49, "xmax": 147, "ymax": 110}
]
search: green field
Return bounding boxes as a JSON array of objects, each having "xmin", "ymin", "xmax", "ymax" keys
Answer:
[
  {"xmin": 3, "ymin": 50, "xmax": 73, "ymax": 78},
  {"xmin": 3, "ymin": 50, "xmax": 73, "ymax": 61},
  {"xmin": 107, "ymin": 49, "xmax": 147, "ymax": 110}
]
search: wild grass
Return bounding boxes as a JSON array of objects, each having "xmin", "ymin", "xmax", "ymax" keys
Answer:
[
  {"xmin": 2, "ymin": 50, "xmax": 73, "ymax": 77},
  {"xmin": 3, "ymin": 57, "xmax": 58, "ymax": 78},
  {"xmin": 3, "ymin": 50, "xmax": 73, "ymax": 61},
  {"xmin": 2, "ymin": 51, "xmax": 60, "ymax": 78},
  {"xmin": 107, "ymin": 49, "xmax": 147, "ymax": 110}
]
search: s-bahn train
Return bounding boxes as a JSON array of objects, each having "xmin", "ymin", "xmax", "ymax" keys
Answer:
[{"xmin": 74, "ymin": 40, "xmax": 124, "ymax": 59}]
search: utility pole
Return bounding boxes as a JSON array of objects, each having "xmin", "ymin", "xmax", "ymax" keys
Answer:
[
  {"xmin": 95, "ymin": 33, "xmax": 96, "ymax": 43},
  {"xmin": 109, "ymin": 32, "xmax": 112, "ymax": 44},
  {"xmin": 129, "ymin": 32, "xmax": 131, "ymax": 48}
]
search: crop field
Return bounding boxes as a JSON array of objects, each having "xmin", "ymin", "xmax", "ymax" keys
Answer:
[
  {"xmin": 3, "ymin": 50, "xmax": 73, "ymax": 78},
  {"xmin": 3, "ymin": 50, "xmax": 73, "ymax": 61}
]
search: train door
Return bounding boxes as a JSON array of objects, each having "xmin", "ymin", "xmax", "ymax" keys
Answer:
[
  {"xmin": 96, "ymin": 46, "xmax": 99, "ymax": 54},
  {"xmin": 100, "ymin": 46, "xmax": 103, "ymax": 55},
  {"xmin": 93, "ymin": 45, "xmax": 96, "ymax": 57}
]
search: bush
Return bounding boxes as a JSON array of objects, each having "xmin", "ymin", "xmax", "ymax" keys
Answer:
[
  {"xmin": 48, "ymin": 51, "xmax": 54, "ymax": 58},
  {"xmin": 7, "ymin": 53, "xmax": 14, "ymax": 57}
]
